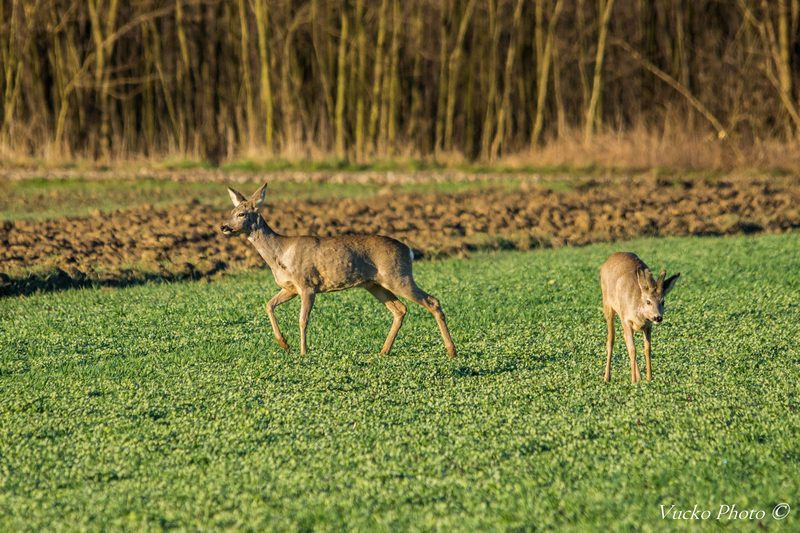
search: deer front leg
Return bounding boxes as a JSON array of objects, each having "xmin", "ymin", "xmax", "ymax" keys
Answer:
[
  {"xmin": 298, "ymin": 291, "xmax": 316, "ymax": 355},
  {"xmin": 622, "ymin": 322, "xmax": 640, "ymax": 384},
  {"xmin": 266, "ymin": 288, "xmax": 296, "ymax": 351},
  {"xmin": 643, "ymin": 322, "xmax": 653, "ymax": 382},
  {"xmin": 603, "ymin": 306, "xmax": 615, "ymax": 382}
]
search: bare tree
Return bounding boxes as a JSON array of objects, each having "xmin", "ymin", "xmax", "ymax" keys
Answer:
[{"xmin": 1, "ymin": 0, "xmax": 798, "ymax": 163}]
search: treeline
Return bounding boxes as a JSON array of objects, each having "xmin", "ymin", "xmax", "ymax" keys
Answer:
[{"xmin": 1, "ymin": 0, "xmax": 800, "ymax": 163}]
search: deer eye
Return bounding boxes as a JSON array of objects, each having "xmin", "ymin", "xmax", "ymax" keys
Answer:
[{"xmin": 646, "ymin": 299, "xmax": 652, "ymax": 305}]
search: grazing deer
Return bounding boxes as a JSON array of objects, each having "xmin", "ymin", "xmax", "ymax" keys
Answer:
[
  {"xmin": 219, "ymin": 183, "xmax": 457, "ymax": 358},
  {"xmin": 600, "ymin": 252, "xmax": 680, "ymax": 383}
]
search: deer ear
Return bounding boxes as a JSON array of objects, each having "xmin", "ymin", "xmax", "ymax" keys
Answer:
[
  {"xmin": 663, "ymin": 273, "xmax": 681, "ymax": 295},
  {"xmin": 227, "ymin": 187, "xmax": 246, "ymax": 207},
  {"xmin": 637, "ymin": 268, "xmax": 651, "ymax": 292},
  {"xmin": 252, "ymin": 183, "xmax": 268, "ymax": 208},
  {"xmin": 655, "ymin": 269, "xmax": 667, "ymax": 291}
]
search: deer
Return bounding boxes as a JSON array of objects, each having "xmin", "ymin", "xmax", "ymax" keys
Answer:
[
  {"xmin": 600, "ymin": 252, "xmax": 680, "ymax": 383},
  {"xmin": 219, "ymin": 183, "xmax": 457, "ymax": 358}
]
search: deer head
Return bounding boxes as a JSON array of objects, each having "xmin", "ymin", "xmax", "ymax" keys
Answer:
[
  {"xmin": 636, "ymin": 268, "xmax": 681, "ymax": 323},
  {"xmin": 220, "ymin": 183, "xmax": 267, "ymax": 236}
]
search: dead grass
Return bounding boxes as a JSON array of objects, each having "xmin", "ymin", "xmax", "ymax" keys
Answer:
[
  {"xmin": 503, "ymin": 126, "xmax": 800, "ymax": 173},
  {"xmin": 4, "ymin": 128, "xmax": 800, "ymax": 175}
]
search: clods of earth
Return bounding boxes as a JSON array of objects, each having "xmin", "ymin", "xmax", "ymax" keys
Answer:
[{"xmin": 2, "ymin": 176, "xmax": 798, "ymax": 296}]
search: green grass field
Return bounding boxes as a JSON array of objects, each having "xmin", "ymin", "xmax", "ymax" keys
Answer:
[
  {"xmin": 0, "ymin": 176, "xmax": 526, "ymax": 221},
  {"xmin": 1, "ymin": 233, "xmax": 798, "ymax": 530}
]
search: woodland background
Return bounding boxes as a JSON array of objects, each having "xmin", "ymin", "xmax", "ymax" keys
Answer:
[{"xmin": 2, "ymin": 0, "xmax": 800, "ymax": 168}]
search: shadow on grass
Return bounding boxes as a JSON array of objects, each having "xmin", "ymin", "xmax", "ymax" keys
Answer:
[
  {"xmin": 0, "ymin": 261, "xmax": 227, "ymax": 298},
  {"xmin": 453, "ymin": 361, "xmax": 519, "ymax": 378}
]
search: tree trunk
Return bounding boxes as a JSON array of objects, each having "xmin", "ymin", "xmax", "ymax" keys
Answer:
[
  {"xmin": 88, "ymin": 0, "xmax": 120, "ymax": 159},
  {"xmin": 254, "ymin": 0, "xmax": 273, "ymax": 151},
  {"xmin": 576, "ymin": 0, "xmax": 591, "ymax": 112},
  {"xmin": 354, "ymin": 0, "xmax": 366, "ymax": 161},
  {"xmin": 237, "ymin": 0, "xmax": 255, "ymax": 149},
  {"xmin": 444, "ymin": 0, "xmax": 477, "ymax": 153},
  {"xmin": 480, "ymin": 0, "xmax": 500, "ymax": 160},
  {"xmin": 311, "ymin": 0, "xmax": 334, "ymax": 146},
  {"xmin": 584, "ymin": 0, "xmax": 614, "ymax": 143},
  {"xmin": 175, "ymin": 0, "xmax": 190, "ymax": 152},
  {"xmin": 1, "ymin": 1, "xmax": 21, "ymax": 150},
  {"xmin": 368, "ymin": 0, "xmax": 388, "ymax": 154},
  {"xmin": 552, "ymin": 32, "xmax": 566, "ymax": 138},
  {"xmin": 406, "ymin": 2, "xmax": 423, "ymax": 149},
  {"xmin": 531, "ymin": 0, "xmax": 563, "ymax": 148},
  {"xmin": 777, "ymin": 0, "xmax": 794, "ymax": 137},
  {"xmin": 386, "ymin": 0, "xmax": 400, "ymax": 155},
  {"xmin": 434, "ymin": 9, "xmax": 448, "ymax": 157},
  {"xmin": 334, "ymin": 8, "xmax": 349, "ymax": 159},
  {"xmin": 490, "ymin": 0, "xmax": 524, "ymax": 160}
]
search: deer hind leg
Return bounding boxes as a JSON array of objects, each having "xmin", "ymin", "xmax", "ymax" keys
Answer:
[
  {"xmin": 364, "ymin": 283, "xmax": 407, "ymax": 355},
  {"xmin": 622, "ymin": 322, "xmax": 641, "ymax": 383},
  {"xmin": 603, "ymin": 305, "xmax": 615, "ymax": 382},
  {"xmin": 387, "ymin": 278, "xmax": 456, "ymax": 359},
  {"xmin": 298, "ymin": 291, "xmax": 316, "ymax": 355},
  {"xmin": 266, "ymin": 288, "xmax": 296, "ymax": 350}
]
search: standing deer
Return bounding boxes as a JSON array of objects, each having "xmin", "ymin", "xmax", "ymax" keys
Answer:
[
  {"xmin": 600, "ymin": 252, "xmax": 680, "ymax": 383},
  {"xmin": 219, "ymin": 183, "xmax": 457, "ymax": 358}
]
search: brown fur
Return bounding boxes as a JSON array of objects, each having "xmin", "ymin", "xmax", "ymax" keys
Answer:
[
  {"xmin": 221, "ymin": 183, "xmax": 456, "ymax": 357},
  {"xmin": 600, "ymin": 252, "xmax": 680, "ymax": 383}
]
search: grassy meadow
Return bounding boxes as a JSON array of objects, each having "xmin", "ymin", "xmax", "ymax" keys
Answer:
[
  {"xmin": 1, "ymin": 232, "xmax": 798, "ymax": 530},
  {"xmin": 0, "ymin": 174, "xmax": 530, "ymax": 221}
]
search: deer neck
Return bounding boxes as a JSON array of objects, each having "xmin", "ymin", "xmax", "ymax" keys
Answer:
[{"xmin": 247, "ymin": 216, "xmax": 285, "ymax": 269}]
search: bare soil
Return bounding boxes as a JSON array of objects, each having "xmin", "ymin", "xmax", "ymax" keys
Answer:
[{"xmin": 2, "ymin": 176, "xmax": 798, "ymax": 296}]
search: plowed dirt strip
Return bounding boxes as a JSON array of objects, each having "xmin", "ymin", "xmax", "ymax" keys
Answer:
[{"xmin": 2, "ymin": 177, "xmax": 798, "ymax": 295}]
